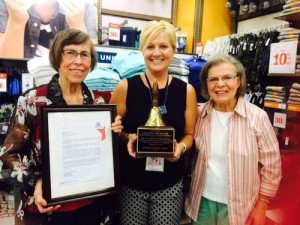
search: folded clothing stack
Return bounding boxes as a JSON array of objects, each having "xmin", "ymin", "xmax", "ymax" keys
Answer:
[
  {"xmin": 84, "ymin": 67, "xmax": 120, "ymax": 92},
  {"xmin": 111, "ymin": 51, "xmax": 146, "ymax": 79},
  {"xmin": 27, "ymin": 57, "xmax": 56, "ymax": 87},
  {"xmin": 296, "ymin": 55, "xmax": 300, "ymax": 72},
  {"xmin": 277, "ymin": 27, "xmax": 300, "ymax": 43},
  {"xmin": 281, "ymin": 0, "xmax": 300, "ymax": 15},
  {"xmin": 264, "ymin": 86, "xmax": 287, "ymax": 103},
  {"xmin": 168, "ymin": 57, "xmax": 190, "ymax": 83},
  {"xmin": 288, "ymin": 83, "xmax": 300, "ymax": 105}
]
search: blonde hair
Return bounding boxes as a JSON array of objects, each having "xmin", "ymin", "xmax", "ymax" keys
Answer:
[{"xmin": 139, "ymin": 20, "xmax": 176, "ymax": 52}]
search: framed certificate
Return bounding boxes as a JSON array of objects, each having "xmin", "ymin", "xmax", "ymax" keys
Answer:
[{"xmin": 40, "ymin": 104, "xmax": 120, "ymax": 206}]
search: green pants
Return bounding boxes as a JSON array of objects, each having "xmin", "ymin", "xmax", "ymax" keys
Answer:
[{"xmin": 193, "ymin": 196, "xmax": 230, "ymax": 225}]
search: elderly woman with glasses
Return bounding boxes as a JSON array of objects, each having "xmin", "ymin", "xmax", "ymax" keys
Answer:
[
  {"xmin": 184, "ymin": 54, "xmax": 281, "ymax": 225},
  {"xmin": 0, "ymin": 28, "xmax": 122, "ymax": 225}
]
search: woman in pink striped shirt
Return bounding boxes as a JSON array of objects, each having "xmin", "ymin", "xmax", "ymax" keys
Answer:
[{"xmin": 184, "ymin": 54, "xmax": 281, "ymax": 225}]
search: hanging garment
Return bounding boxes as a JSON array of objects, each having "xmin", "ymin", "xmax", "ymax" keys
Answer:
[{"xmin": 184, "ymin": 56, "xmax": 207, "ymax": 103}]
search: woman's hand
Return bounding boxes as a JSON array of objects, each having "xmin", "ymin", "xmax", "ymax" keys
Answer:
[
  {"xmin": 34, "ymin": 179, "xmax": 60, "ymax": 214},
  {"xmin": 245, "ymin": 200, "xmax": 268, "ymax": 225},
  {"xmin": 127, "ymin": 133, "xmax": 138, "ymax": 158},
  {"xmin": 111, "ymin": 115, "xmax": 123, "ymax": 134},
  {"xmin": 166, "ymin": 141, "xmax": 185, "ymax": 162}
]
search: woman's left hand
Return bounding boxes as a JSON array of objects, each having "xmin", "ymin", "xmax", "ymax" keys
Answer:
[
  {"xmin": 34, "ymin": 179, "xmax": 60, "ymax": 214},
  {"xmin": 245, "ymin": 201, "xmax": 267, "ymax": 225},
  {"xmin": 111, "ymin": 115, "xmax": 123, "ymax": 133},
  {"xmin": 166, "ymin": 141, "xmax": 184, "ymax": 162}
]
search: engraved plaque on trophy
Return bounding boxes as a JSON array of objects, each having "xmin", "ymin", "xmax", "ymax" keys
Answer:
[{"xmin": 137, "ymin": 79, "xmax": 175, "ymax": 157}]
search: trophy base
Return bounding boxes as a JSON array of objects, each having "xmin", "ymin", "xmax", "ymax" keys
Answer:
[{"xmin": 137, "ymin": 126, "xmax": 175, "ymax": 157}]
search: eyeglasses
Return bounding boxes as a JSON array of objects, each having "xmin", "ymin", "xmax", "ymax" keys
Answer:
[
  {"xmin": 62, "ymin": 50, "xmax": 91, "ymax": 61},
  {"xmin": 207, "ymin": 74, "xmax": 238, "ymax": 85}
]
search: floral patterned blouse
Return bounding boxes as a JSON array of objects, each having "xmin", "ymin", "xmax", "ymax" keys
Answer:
[{"xmin": 0, "ymin": 74, "xmax": 106, "ymax": 218}]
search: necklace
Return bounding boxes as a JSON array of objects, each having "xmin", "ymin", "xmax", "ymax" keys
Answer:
[
  {"xmin": 214, "ymin": 109, "xmax": 232, "ymax": 129},
  {"xmin": 145, "ymin": 73, "xmax": 169, "ymax": 114}
]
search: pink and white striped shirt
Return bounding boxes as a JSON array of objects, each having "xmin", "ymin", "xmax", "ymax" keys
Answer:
[{"xmin": 185, "ymin": 97, "xmax": 282, "ymax": 225}]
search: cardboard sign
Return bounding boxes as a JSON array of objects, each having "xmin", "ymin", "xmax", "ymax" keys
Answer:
[
  {"xmin": 22, "ymin": 73, "xmax": 34, "ymax": 93},
  {"xmin": 108, "ymin": 23, "xmax": 121, "ymax": 41},
  {"xmin": 273, "ymin": 112, "xmax": 287, "ymax": 128},
  {"xmin": 269, "ymin": 41, "xmax": 297, "ymax": 74},
  {"xmin": 0, "ymin": 73, "xmax": 7, "ymax": 92}
]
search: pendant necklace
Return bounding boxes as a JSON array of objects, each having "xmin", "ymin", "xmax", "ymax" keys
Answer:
[
  {"xmin": 145, "ymin": 73, "xmax": 169, "ymax": 114},
  {"xmin": 214, "ymin": 109, "xmax": 230, "ymax": 129}
]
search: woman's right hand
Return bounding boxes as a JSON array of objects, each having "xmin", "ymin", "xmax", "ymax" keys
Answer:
[
  {"xmin": 127, "ymin": 133, "xmax": 138, "ymax": 158},
  {"xmin": 34, "ymin": 179, "xmax": 60, "ymax": 214}
]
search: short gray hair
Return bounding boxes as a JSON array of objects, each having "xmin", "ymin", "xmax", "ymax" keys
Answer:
[{"xmin": 200, "ymin": 54, "xmax": 247, "ymax": 99}]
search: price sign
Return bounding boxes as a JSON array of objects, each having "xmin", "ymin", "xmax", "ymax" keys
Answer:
[
  {"xmin": 268, "ymin": 41, "xmax": 297, "ymax": 74},
  {"xmin": 108, "ymin": 23, "xmax": 121, "ymax": 41},
  {"xmin": 22, "ymin": 73, "xmax": 34, "ymax": 93},
  {"xmin": 273, "ymin": 112, "xmax": 286, "ymax": 128},
  {"xmin": 0, "ymin": 73, "xmax": 7, "ymax": 92}
]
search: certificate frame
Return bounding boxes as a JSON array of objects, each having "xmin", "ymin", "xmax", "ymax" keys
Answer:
[{"xmin": 40, "ymin": 104, "xmax": 120, "ymax": 206}]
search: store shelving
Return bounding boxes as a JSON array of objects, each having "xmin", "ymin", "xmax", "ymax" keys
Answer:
[
  {"xmin": 264, "ymin": 101, "xmax": 287, "ymax": 110},
  {"xmin": 264, "ymin": 9, "xmax": 300, "ymax": 114},
  {"xmin": 274, "ymin": 10, "xmax": 300, "ymax": 29},
  {"xmin": 287, "ymin": 104, "xmax": 300, "ymax": 112},
  {"xmin": 264, "ymin": 101, "xmax": 300, "ymax": 112},
  {"xmin": 267, "ymin": 72, "xmax": 300, "ymax": 77},
  {"xmin": 238, "ymin": 3, "xmax": 284, "ymax": 22}
]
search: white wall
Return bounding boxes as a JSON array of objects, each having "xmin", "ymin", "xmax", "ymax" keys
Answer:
[
  {"xmin": 101, "ymin": 0, "xmax": 173, "ymax": 19},
  {"xmin": 237, "ymin": 12, "xmax": 289, "ymax": 33}
]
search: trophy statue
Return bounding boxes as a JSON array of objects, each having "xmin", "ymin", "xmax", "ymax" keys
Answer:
[{"xmin": 137, "ymin": 79, "xmax": 175, "ymax": 156}]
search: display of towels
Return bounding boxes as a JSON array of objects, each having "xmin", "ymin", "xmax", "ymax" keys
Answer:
[
  {"xmin": 110, "ymin": 51, "xmax": 192, "ymax": 83},
  {"xmin": 111, "ymin": 51, "xmax": 146, "ymax": 79},
  {"xmin": 288, "ymin": 83, "xmax": 300, "ymax": 105},
  {"xmin": 265, "ymin": 86, "xmax": 287, "ymax": 103},
  {"xmin": 84, "ymin": 67, "xmax": 120, "ymax": 92},
  {"xmin": 27, "ymin": 57, "xmax": 56, "ymax": 87}
]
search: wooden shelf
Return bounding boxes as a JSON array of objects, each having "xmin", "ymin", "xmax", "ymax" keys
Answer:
[
  {"xmin": 264, "ymin": 101, "xmax": 287, "ymax": 109},
  {"xmin": 274, "ymin": 10, "xmax": 300, "ymax": 29},
  {"xmin": 267, "ymin": 72, "xmax": 300, "ymax": 77},
  {"xmin": 287, "ymin": 104, "xmax": 300, "ymax": 112},
  {"xmin": 238, "ymin": 3, "xmax": 284, "ymax": 22}
]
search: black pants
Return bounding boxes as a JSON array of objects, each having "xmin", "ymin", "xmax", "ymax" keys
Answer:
[{"xmin": 23, "ymin": 199, "xmax": 102, "ymax": 225}]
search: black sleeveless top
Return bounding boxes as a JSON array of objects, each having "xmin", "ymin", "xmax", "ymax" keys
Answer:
[{"xmin": 121, "ymin": 75, "xmax": 186, "ymax": 191}]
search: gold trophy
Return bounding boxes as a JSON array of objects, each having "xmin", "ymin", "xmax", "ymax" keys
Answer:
[{"xmin": 137, "ymin": 79, "xmax": 175, "ymax": 156}]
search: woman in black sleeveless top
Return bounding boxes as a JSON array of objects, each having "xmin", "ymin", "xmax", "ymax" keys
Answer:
[{"xmin": 110, "ymin": 20, "xmax": 197, "ymax": 225}]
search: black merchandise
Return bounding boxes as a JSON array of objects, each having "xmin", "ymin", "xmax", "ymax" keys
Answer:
[
  {"xmin": 229, "ymin": 29, "xmax": 280, "ymax": 104},
  {"xmin": 109, "ymin": 27, "xmax": 140, "ymax": 48}
]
